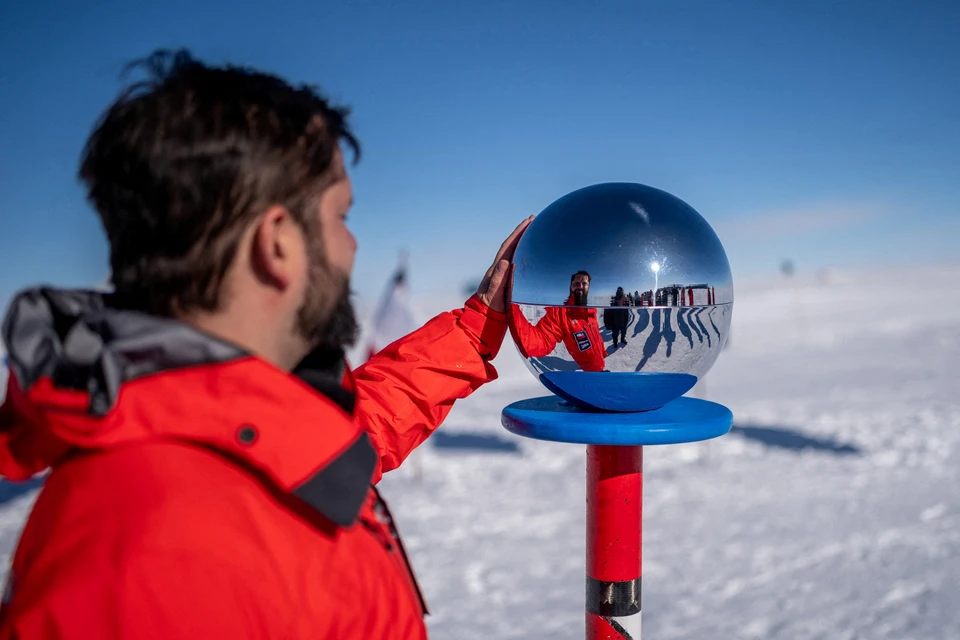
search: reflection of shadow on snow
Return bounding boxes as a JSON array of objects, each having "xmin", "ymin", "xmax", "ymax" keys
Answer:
[
  {"xmin": 632, "ymin": 309, "xmax": 650, "ymax": 338},
  {"xmin": 730, "ymin": 423, "xmax": 861, "ymax": 456},
  {"xmin": 683, "ymin": 309, "xmax": 703, "ymax": 344},
  {"xmin": 529, "ymin": 355, "xmax": 580, "ymax": 373},
  {"xmin": 431, "ymin": 431, "xmax": 521, "ymax": 454},
  {"xmin": 636, "ymin": 310, "xmax": 660, "ymax": 370},
  {"xmin": 636, "ymin": 309, "xmax": 679, "ymax": 371},
  {"xmin": 693, "ymin": 308, "xmax": 711, "ymax": 348},
  {"xmin": 662, "ymin": 309, "xmax": 676, "ymax": 357},
  {"xmin": 676, "ymin": 309, "xmax": 694, "ymax": 348},
  {"xmin": 707, "ymin": 308, "xmax": 722, "ymax": 340},
  {"xmin": 0, "ymin": 476, "xmax": 45, "ymax": 505}
]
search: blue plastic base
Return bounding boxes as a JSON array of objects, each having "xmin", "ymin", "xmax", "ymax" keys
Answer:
[
  {"xmin": 501, "ymin": 395, "xmax": 733, "ymax": 446},
  {"xmin": 540, "ymin": 371, "xmax": 698, "ymax": 412}
]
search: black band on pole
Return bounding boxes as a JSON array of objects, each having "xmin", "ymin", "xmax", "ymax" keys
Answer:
[{"xmin": 585, "ymin": 575, "xmax": 642, "ymax": 617}]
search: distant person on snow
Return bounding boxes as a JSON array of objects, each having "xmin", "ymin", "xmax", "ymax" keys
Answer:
[
  {"xmin": 509, "ymin": 270, "xmax": 607, "ymax": 372},
  {"xmin": 0, "ymin": 49, "xmax": 532, "ymax": 639}
]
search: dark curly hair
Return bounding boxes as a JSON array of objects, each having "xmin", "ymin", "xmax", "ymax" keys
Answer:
[
  {"xmin": 571, "ymin": 270, "xmax": 591, "ymax": 282},
  {"xmin": 79, "ymin": 48, "xmax": 360, "ymax": 316}
]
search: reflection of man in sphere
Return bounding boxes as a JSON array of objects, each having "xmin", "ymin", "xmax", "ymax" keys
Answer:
[{"xmin": 509, "ymin": 270, "xmax": 607, "ymax": 372}]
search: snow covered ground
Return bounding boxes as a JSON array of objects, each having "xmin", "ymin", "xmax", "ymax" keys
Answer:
[{"xmin": 2, "ymin": 263, "xmax": 959, "ymax": 639}]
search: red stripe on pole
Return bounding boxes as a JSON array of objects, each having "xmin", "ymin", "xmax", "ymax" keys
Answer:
[
  {"xmin": 587, "ymin": 613, "xmax": 633, "ymax": 640},
  {"xmin": 586, "ymin": 445, "xmax": 642, "ymax": 582}
]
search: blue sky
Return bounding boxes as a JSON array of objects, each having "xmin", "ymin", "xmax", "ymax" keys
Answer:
[{"xmin": 1, "ymin": 0, "xmax": 958, "ymax": 311}]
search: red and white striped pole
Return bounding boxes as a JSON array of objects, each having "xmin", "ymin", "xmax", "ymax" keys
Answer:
[{"xmin": 586, "ymin": 445, "xmax": 642, "ymax": 639}]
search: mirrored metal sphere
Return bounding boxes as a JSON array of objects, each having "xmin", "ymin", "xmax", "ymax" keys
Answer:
[{"xmin": 508, "ymin": 182, "xmax": 733, "ymax": 412}]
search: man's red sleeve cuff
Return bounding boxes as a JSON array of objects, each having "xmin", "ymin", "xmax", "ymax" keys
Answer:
[{"xmin": 459, "ymin": 294, "xmax": 509, "ymax": 360}]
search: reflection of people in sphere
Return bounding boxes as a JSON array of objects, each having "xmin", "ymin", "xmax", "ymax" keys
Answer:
[{"xmin": 509, "ymin": 270, "xmax": 607, "ymax": 372}]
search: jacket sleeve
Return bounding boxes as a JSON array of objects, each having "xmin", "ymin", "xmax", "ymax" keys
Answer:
[
  {"xmin": 508, "ymin": 304, "xmax": 565, "ymax": 358},
  {"xmin": 0, "ymin": 550, "xmax": 291, "ymax": 640},
  {"xmin": 352, "ymin": 294, "xmax": 508, "ymax": 484}
]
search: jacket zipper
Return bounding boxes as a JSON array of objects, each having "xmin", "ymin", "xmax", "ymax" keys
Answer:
[{"xmin": 369, "ymin": 487, "xmax": 430, "ymax": 616}]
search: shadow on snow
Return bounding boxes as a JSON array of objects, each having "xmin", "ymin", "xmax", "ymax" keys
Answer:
[
  {"xmin": 430, "ymin": 431, "xmax": 522, "ymax": 454},
  {"xmin": 730, "ymin": 423, "xmax": 861, "ymax": 456}
]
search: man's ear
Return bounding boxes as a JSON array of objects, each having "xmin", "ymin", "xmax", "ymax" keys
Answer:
[{"xmin": 250, "ymin": 205, "xmax": 304, "ymax": 290}]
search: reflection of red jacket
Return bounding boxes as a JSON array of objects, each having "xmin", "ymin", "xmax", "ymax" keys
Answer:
[
  {"xmin": 509, "ymin": 296, "xmax": 606, "ymax": 372},
  {"xmin": 0, "ymin": 289, "xmax": 507, "ymax": 639}
]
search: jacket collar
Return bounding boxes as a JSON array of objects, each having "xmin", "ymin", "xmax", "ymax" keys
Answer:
[
  {"xmin": 562, "ymin": 294, "xmax": 596, "ymax": 320},
  {"xmin": 294, "ymin": 344, "xmax": 356, "ymax": 415},
  {"xmin": 1, "ymin": 287, "xmax": 376, "ymax": 528}
]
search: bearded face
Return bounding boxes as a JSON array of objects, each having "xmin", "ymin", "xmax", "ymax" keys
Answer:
[
  {"xmin": 296, "ymin": 229, "xmax": 359, "ymax": 353},
  {"xmin": 570, "ymin": 274, "xmax": 590, "ymax": 306}
]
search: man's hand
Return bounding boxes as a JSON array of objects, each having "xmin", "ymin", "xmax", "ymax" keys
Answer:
[{"xmin": 476, "ymin": 216, "xmax": 534, "ymax": 314}]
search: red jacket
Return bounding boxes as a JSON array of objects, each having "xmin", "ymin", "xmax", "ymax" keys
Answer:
[
  {"xmin": 509, "ymin": 297, "xmax": 607, "ymax": 372},
  {"xmin": 0, "ymin": 288, "xmax": 507, "ymax": 639}
]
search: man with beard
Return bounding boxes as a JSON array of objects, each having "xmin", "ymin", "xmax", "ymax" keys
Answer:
[
  {"xmin": 0, "ymin": 50, "xmax": 532, "ymax": 639},
  {"xmin": 509, "ymin": 270, "xmax": 607, "ymax": 372}
]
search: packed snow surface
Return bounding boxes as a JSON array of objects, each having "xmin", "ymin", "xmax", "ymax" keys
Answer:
[{"xmin": 2, "ymin": 263, "xmax": 958, "ymax": 639}]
